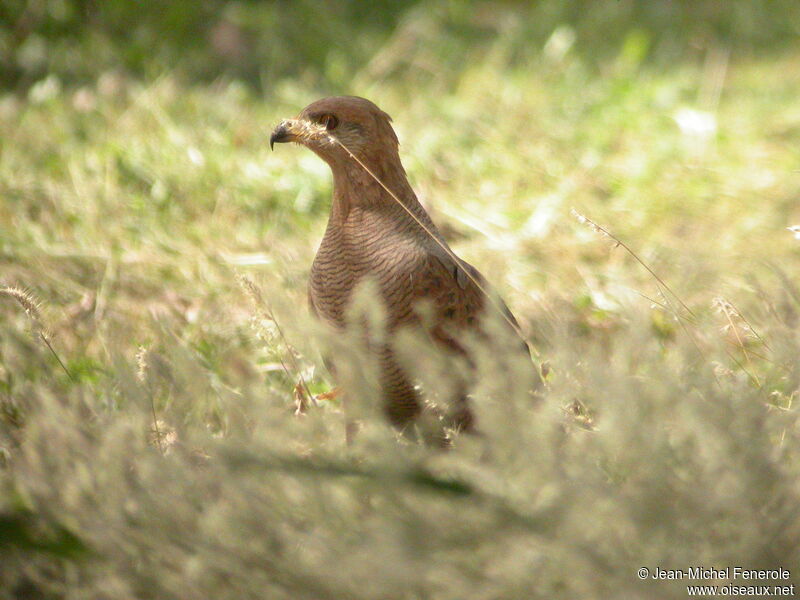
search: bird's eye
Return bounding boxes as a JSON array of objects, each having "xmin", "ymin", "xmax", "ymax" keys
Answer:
[{"xmin": 319, "ymin": 114, "xmax": 338, "ymax": 131}]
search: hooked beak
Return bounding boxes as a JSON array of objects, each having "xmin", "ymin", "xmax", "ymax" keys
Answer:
[{"xmin": 270, "ymin": 120, "xmax": 299, "ymax": 150}]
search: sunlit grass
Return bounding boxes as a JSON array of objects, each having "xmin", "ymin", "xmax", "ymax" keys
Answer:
[{"xmin": 1, "ymin": 16, "xmax": 799, "ymax": 598}]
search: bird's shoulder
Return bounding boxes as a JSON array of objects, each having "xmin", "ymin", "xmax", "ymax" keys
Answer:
[
  {"xmin": 414, "ymin": 246, "xmax": 485, "ymax": 319},
  {"xmin": 420, "ymin": 246, "xmax": 525, "ymax": 332}
]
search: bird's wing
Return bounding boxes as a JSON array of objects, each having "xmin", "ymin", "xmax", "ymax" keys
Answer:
[
  {"xmin": 422, "ymin": 247, "xmax": 530, "ymax": 358},
  {"xmin": 457, "ymin": 259, "xmax": 524, "ymax": 332}
]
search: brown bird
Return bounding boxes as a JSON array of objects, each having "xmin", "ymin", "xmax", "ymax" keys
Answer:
[{"xmin": 271, "ymin": 96, "xmax": 537, "ymax": 434}]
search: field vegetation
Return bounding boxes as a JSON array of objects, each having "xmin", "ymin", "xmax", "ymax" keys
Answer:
[{"xmin": 1, "ymin": 1, "xmax": 799, "ymax": 598}]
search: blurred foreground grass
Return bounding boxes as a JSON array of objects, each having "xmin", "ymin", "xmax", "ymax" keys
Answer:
[{"xmin": 1, "ymin": 2, "xmax": 800, "ymax": 598}]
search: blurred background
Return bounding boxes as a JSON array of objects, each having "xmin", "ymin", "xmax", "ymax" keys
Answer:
[
  {"xmin": 2, "ymin": 2, "xmax": 800, "ymax": 599},
  {"xmin": 2, "ymin": 0, "xmax": 800, "ymax": 90}
]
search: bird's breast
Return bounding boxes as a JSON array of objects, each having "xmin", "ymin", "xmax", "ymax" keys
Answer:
[{"xmin": 309, "ymin": 209, "xmax": 428, "ymax": 328}]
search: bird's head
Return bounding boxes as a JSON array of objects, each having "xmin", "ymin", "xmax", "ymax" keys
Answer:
[{"xmin": 270, "ymin": 96, "xmax": 400, "ymax": 168}]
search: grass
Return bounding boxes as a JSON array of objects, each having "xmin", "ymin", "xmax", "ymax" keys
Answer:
[{"xmin": 1, "ymin": 6, "xmax": 800, "ymax": 599}]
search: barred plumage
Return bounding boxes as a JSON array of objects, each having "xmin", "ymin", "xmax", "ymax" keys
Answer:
[{"xmin": 271, "ymin": 96, "xmax": 537, "ymax": 432}]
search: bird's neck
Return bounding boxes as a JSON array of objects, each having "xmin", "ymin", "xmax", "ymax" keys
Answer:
[{"xmin": 330, "ymin": 156, "xmax": 426, "ymax": 223}]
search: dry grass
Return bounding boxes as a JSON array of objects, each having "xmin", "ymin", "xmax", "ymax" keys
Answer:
[{"xmin": 2, "ymin": 6, "xmax": 800, "ymax": 597}]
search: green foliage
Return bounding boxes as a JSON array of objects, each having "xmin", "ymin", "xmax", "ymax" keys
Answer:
[
  {"xmin": 1, "ymin": 1, "xmax": 800, "ymax": 597},
  {"xmin": 1, "ymin": 0, "xmax": 799, "ymax": 89},
  {"xmin": 0, "ymin": 509, "xmax": 90, "ymax": 560}
]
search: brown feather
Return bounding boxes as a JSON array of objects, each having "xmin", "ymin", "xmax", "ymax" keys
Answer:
[{"xmin": 272, "ymin": 96, "xmax": 538, "ymax": 432}]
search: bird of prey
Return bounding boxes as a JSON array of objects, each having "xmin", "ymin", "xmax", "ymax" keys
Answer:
[{"xmin": 271, "ymin": 96, "xmax": 537, "ymax": 434}]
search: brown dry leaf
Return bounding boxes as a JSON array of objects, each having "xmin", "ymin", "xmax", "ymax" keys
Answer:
[{"xmin": 293, "ymin": 381, "xmax": 310, "ymax": 416}]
